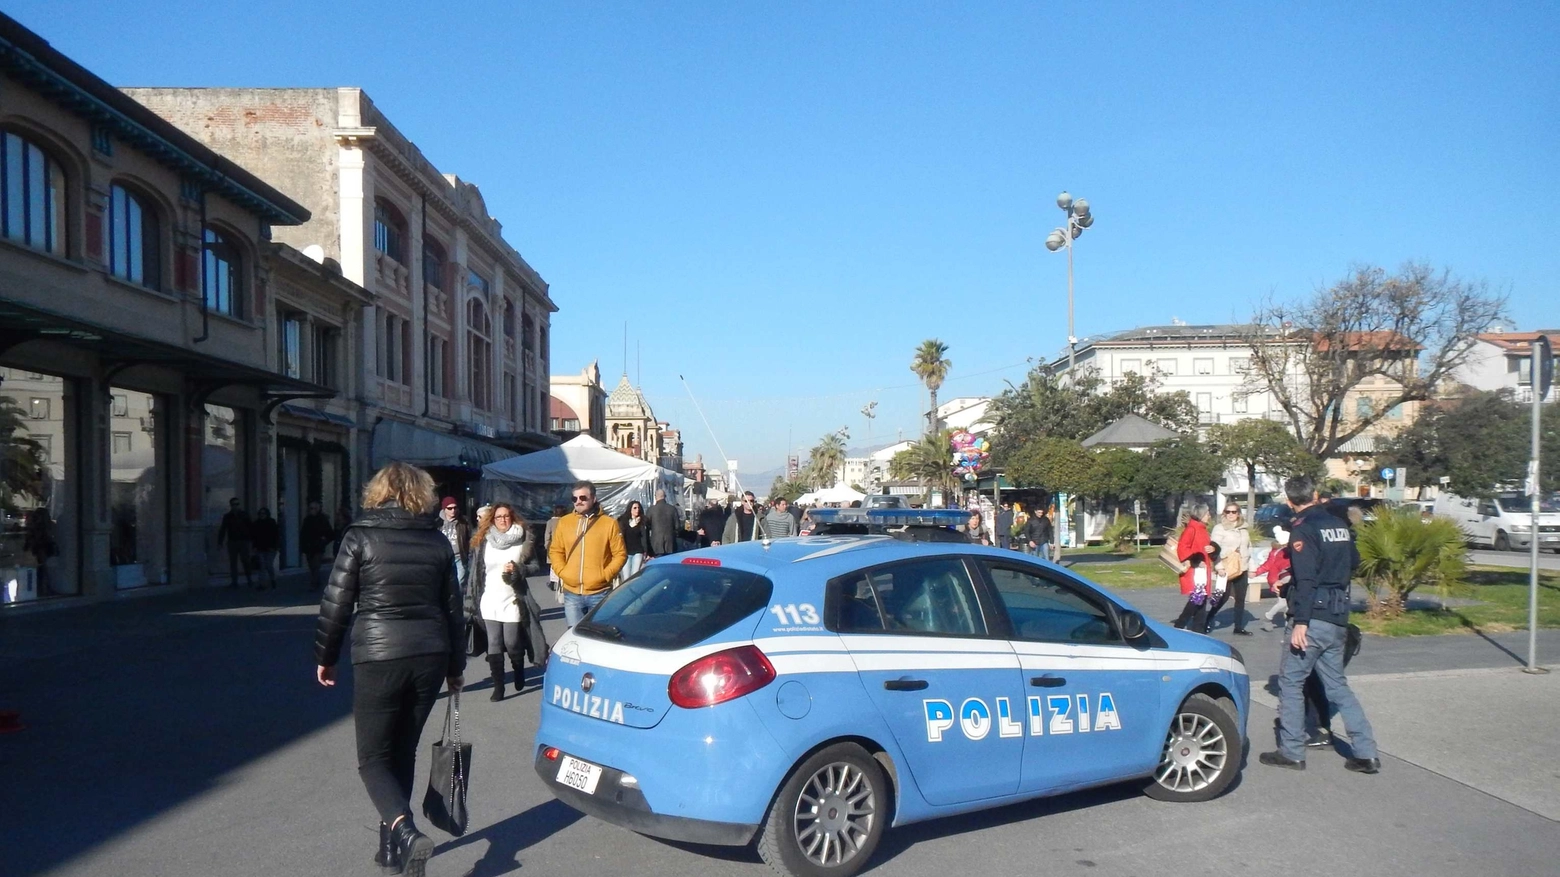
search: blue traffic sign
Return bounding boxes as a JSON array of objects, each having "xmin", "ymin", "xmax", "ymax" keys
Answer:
[{"xmin": 1380, "ymin": 467, "xmax": 1396, "ymax": 481}]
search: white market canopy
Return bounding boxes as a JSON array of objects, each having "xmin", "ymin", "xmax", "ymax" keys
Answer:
[
  {"xmin": 482, "ymin": 434, "xmax": 683, "ymax": 486},
  {"xmin": 796, "ymin": 485, "xmax": 867, "ymax": 506}
]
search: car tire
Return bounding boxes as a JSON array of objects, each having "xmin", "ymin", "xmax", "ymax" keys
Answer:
[
  {"xmin": 756, "ymin": 743, "xmax": 887, "ymax": 877},
  {"xmin": 1143, "ymin": 693, "xmax": 1241, "ymax": 803},
  {"xmin": 1495, "ymin": 531, "xmax": 1511, "ymax": 552}
]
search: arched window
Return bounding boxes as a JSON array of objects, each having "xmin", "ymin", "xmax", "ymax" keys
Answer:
[
  {"xmin": 109, "ymin": 183, "xmax": 159, "ymax": 288},
  {"xmin": 521, "ymin": 313, "xmax": 535, "ymax": 355},
  {"xmin": 373, "ymin": 199, "xmax": 406, "ymax": 263},
  {"xmin": 1, "ymin": 131, "xmax": 65, "ymax": 255},
  {"xmin": 502, "ymin": 299, "xmax": 516, "ymax": 339},
  {"xmin": 467, "ymin": 299, "xmax": 491, "ymax": 410},
  {"xmin": 422, "ymin": 237, "xmax": 446, "ymax": 290},
  {"xmin": 202, "ymin": 227, "xmax": 241, "ymax": 317}
]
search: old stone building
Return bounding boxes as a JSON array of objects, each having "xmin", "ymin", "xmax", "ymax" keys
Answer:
[
  {"xmin": 0, "ymin": 15, "xmax": 331, "ymax": 603},
  {"xmin": 123, "ymin": 87, "xmax": 558, "ymax": 508},
  {"xmin": 604, "ymin": 374, "xmax": 662, "ymax": 464},
  {"xmin": 549, "ymin": 360, "xmax": 606, "ymax": 442}
]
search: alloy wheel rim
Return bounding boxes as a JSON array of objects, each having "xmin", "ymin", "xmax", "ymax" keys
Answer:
[
  {"xmin": 792, "ymin": 761, "xmax": 876, "ymax": 867},
  {"xmin": 1154, "ymin": 712, "xmax": 1228, "ymax": 793}
]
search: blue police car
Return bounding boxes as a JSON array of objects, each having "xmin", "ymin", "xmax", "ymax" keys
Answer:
[{"xmin": 535, "ymin": 512, "xmax": 1249, "ymax": 877}]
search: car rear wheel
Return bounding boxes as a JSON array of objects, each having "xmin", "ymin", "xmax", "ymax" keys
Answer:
[
  {"xmin": 1495, "ymin": 531, "xmax": 1511, "ymax": 552},
  {"xmin": 1144, "ymin": 693, "xmax": 1240, "ymax": 803},
  {"xmin": 757, "ymin": 743, "xmax": 886, "ymax": 877}
]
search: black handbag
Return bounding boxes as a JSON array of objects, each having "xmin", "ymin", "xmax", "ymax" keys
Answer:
[
  {"xmin": 464, "ymin": 618, "xmax": 487, "ymax": 657},
  {"xmin": 422, "ymin": 691, "xmax": 472, "ymax": 836}
]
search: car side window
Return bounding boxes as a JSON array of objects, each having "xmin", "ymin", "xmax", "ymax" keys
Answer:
[
  {"xmin": 832, "ymin": 558, "xmax": 987, "ymax": 636},
  {"xmin": 1478, "ymin": 502, "xmax": 1498, "ymax": 517},
  {"xmin": 982, "ymin": 563, "xmax": 1120, "ymax": 645}
]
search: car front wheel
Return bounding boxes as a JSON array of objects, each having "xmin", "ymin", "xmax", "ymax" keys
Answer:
[
  {"xmin": 757, "ymin": 743, "xmax": 887, "ymax": 877},
  {"xmin": 1144, "ymin": 693, "xmax": 1241, "ymax": 803}
]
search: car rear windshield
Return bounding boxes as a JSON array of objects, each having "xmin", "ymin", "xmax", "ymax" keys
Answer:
[{"xmin": 576, "ymin": 564, "xmax": 774, "ymax": 651}]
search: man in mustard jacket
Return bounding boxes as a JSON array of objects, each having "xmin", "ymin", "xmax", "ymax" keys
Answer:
[{"xmin": 549, "ymin": 481, "xmax": 628, "ymax": 626}]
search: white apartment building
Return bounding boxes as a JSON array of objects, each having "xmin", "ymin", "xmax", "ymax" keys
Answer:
[
  {"xmin": 1043, "ymin": 324, "xmax": 1285, "ymax": 428},
  {"xmin": 937, "ymin": 397, "xmax": 995, "ymax": 433},
  {"xmin": 1454, "ymin": 330, "xmax": 1559, "ymax": 404}
]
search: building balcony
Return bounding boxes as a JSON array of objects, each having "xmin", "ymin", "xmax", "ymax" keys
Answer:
[{"xmin": 373, "ymin": 251, "xmax": 410, "ymax": 296}]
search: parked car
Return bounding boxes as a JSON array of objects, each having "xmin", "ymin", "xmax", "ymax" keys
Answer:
[
  {"xmin": 1433, "ymin": 491, "xmax": 1560, "ymax": 552},
  {"xmin": 861, "ymin": 494, "xmax": 908, "ymax": 509},
  {"xmin": 535, "ymin": 535, "xmax": 1249, "ymax": 877}
]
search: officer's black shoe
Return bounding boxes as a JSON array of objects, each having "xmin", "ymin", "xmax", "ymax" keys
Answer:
[
  {"xmin": 1344, "ymin": 757, "xmax": 1381, "ymax": 774},
  {"xmin": 1233, "ymin": 629, "xmax": 1253, "ymax": 636},
  {"xmin": 1305, "ymin": 729, "xmax": 1334, "ymax": 748},
  {"xmin": 1259, "ymin": 750, "xmax": 1306, "ymax": 770}
]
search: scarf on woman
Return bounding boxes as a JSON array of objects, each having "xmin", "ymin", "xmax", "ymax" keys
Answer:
[{"xmin": 485, "ymin": 524, "xmax": 526, "ymax": 551}]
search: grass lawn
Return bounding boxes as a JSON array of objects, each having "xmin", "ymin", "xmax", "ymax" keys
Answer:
[
  {"xmin": 1060, "ymin": 548, "xmax": 1560, "ymax": 637},
  {"xmin": 1353, "ymin": 566, "xmax": 1560, "ymax": 637}
]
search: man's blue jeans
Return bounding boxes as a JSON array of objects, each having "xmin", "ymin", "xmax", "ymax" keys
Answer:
[
  {"xmin": 1277, "ymin": 617, "xmax": 1378, "ymax": 761},
  {"xmin": 564, "ymin": 590, "xmax": 609, "ymax": 627}
]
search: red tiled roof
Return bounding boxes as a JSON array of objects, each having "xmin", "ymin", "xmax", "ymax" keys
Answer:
[
  {"xmin": 1476, "ymin": 331, "xmax": 1560, "ymax": 353},
  {"xmin": 1312, "ymin": 331, "xmax": 1423, "ymax": 353}
]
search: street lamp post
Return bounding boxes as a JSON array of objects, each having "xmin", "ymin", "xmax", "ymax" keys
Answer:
[{"xmin": 1045, "ymin": 191, "xmax": 1095, "ymax": 379}]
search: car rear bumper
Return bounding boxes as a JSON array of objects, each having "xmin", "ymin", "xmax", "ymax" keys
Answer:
[{"xmin": 534, "ymin": 746, "xmax": 759, "ymax": 846}]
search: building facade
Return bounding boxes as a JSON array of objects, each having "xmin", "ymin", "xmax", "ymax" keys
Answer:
[
  {"xmin": 550, "ymin": 360, "xmax": 606, "ymax": 442},
  {"xmin": 0, "ymin": 16, "xmax": 329, "ymax": 605},
  {"xmin": 123, "ymin": 87, "xmax": 557, "ymax": 508},
  {"xmin": 603, "ymin": 374, "xmax": 663, "ymax": 463},
  {"xmin": 1455, "ymin": 330, "xmax": 1560, "ymax": 404}
]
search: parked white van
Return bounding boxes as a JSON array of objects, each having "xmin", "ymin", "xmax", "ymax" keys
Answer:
[{"xmin": 1433, "ymin": 491, "xmax": 1560, "ymax": 552}]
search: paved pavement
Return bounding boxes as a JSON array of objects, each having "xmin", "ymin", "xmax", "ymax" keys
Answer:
[{"xmin": 3, "ymin": 575, "xmax": 1558, "ymax": 877}]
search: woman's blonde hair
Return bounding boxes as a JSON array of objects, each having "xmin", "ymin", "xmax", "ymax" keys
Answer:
[
  {"xmin": 471, "ymin": 502, "xmax": 525, "ymax": 551},
  {"xmin": 360, "ymin": 462, "xmax": 437, "ymax": 515}
]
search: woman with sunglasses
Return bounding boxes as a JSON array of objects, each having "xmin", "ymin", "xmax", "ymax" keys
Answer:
[
  {"xmin": 618, "ymin": 500, "xmax": 649, "ymax": 581},
  {"xmin": 467, "ymin": 503, "xmax": 546, "ymax": 700},
  {"xmin": 1205, "ymin": 504, "xmax": 1254, "ymax": 635}
]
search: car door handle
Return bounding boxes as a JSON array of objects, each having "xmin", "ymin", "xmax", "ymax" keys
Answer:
[
  {"xmin": 883, "ymin": 678, "xmax": 929, "ymax": 691},
  {"xmin": 1030, "ymin": 675, "xmax": 1067, "ymax": 688}
]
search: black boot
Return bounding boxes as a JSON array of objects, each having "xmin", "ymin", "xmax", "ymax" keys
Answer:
[
  {"xmin": 509, "ymin": 651, "xmax": 527, "ymax": 693},
  {"xmin": 373, "ymin": 821, "xmax": 400, "ymax": 874},
  {"xmin": 487, "ymin": 654, "xmax": 506, "ymax": 701},
  {"xmin": 389, "ymin": 814, "xmax": 433, "ymax": 877}
]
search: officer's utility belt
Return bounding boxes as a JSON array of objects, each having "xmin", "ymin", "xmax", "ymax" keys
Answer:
[{"xmin": 1308, "ymin": 585, "xmax": 1351, "ymax": 624}]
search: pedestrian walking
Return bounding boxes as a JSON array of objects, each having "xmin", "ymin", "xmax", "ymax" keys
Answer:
[
  {"xmin": 544, "ymin": 504, "xmax": 567, "ymax": 599},
  {"xmin": 438, "ymin": 497, "xmax": 471, "ymax": 588},
  {"xmin": 1171, "ymin": 502, "xmax": 1216, "ymax": 631},
  {"xmin": 1205, "ymin": 503, "xmax": 1253, "ymax": 635},
  {"xmin": 1022, "ymin": 503, "xmax": 1053, "ymax": 559},
  {"xmin": 548, "ymin": 481, "xmax": 627, "ymax": 626},
  {"xmin": 1260, "ymin": 475, "xmax": 1380, "ymax": 774},
  {"xmin": 697, "ymin": 499, "xmax": 726, "ymax": 547},
  {"xmin": 723, "ymin": 491, "xmax": 762, "ymax": 543},
  {"xmin": 216, "ymin": 497, "xmax": 253, "ymax": 588},
  {"xmin": 995, "ymin": 502, "xmax": 1013, "ymax": 550},
  {"xmin": 762, "ymin": 496, "xmax": 798, "ymax": 538},
  {"xmin": 1257, "ymin": 527, "xmax": 1292, "ymax": 630},
  {"xmin": 646, "ymin": 488, "xmax": 680, "ymax": 557},
  {"xmin": 300, "ymin": 500, "xmax": 336, "ymax": 590},
  {"xmin": 468, "ymin": 503, "xmax": 546, "ymax": 701},
  {"xmin": 313, "ymin": 462, "xmax": 464, "ymax": 877},
  {"xmin": 618, "ymin": 500, "xmax": 649, "ymax": 580},
  {"xmin": 332, "ymin": 503, "xmax": 353, "ymax": 555},
  {"xmin": 250, "ymin": 507, "xmax": 280, "ymax": 590}
]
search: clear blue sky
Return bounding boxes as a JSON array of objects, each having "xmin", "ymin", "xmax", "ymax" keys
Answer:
[{"xmin": 14, "ymin": 1, "xmax": 1557, "ymax": 479}]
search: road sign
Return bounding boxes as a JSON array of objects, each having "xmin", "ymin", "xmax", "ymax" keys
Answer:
[
  {"xmin": 1536, "ymin": 335, "xmax": 1554, "ymax": 400},
  {"xmin": 1380, "ymin": 467, "xmax": 1395, "ymax": 481}
]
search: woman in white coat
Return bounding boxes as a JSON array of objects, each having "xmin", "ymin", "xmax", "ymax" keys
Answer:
[
  {"xmin": 1205, "ymin": 503, "xmax": 1254, "ymax": 635},
  {"xmin": 467, "ymin": 503, "xmax": 545, "ymax": 700}
]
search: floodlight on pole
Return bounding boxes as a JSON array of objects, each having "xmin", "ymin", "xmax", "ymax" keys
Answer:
[{"xmin": 1048, "ymin": 191, "xmax": 1097, "ymax": 377}]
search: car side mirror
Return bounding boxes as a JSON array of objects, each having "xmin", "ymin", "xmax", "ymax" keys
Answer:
[{"xmin": 1119, "ymin": 610, "xmax": 1148, "ymax": 642}]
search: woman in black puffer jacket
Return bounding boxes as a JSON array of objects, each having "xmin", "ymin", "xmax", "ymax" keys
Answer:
[{"xmin": 315, "ymin": 462, "xmax": 464, "ymax": 877}]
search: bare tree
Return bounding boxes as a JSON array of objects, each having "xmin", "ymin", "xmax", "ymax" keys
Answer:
[{"xmin": 1244, "ymin": 263, "xmax": 1506, "ymax": 460}]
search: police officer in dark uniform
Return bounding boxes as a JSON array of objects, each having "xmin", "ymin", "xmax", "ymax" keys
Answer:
[{"xmin": 1259, "ymin": 476, "xmax": 1381, "ymax": 774}]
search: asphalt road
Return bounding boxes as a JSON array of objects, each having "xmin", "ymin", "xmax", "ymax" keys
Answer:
[
  {"xmin": 3, "ymin": 577, "xmax": 1558, "ymax": 877},
  {"xmin": 1468, "ymin": 548, "xmax": 1560, "ymax": 570}
]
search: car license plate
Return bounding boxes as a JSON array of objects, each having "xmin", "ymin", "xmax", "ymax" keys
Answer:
[{"xmin": 557, "ymin": 755, "xmax": 603, "ymax": 795}]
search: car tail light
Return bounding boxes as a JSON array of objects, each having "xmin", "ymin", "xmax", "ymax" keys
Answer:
[
  {"xmin": 543, "ymin": 747, "xmax": 560, "ymax": 761},
  {"xmin": 682, "ymin": 557, "xmax": 722, "ymax": 567},
  {"xmin": 668, "ymin": 645, "xmax": 776, "ymax": 709}
]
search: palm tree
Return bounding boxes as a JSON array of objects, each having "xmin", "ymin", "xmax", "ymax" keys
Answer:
[
  {"xmin": 888, "ymin": 430, "xmax": 957, "ymax": 504},
  {"xmin": 807, "ymin": 431, "xmax": 848, "ymax": 488},
  {"xmin": 910, "ymin": 339, "xmax": 951, "ymax": 436},
  {"xmin": 0, "ymin": 396, "xmax": 46, "ymax": 513},
  {"xmin": 1355, "ymin": 508, "xmax": 1469, "ymax": 617}
]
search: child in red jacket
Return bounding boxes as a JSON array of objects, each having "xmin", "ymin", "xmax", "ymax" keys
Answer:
[{"xmin": 1255, "ymin": 526, "xmax": 1292, "ymax": 631}]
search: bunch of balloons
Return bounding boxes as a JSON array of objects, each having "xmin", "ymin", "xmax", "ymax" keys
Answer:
[{"xmin": 949, "ymin": 431, "xmax": 990, "ymax": 480}]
